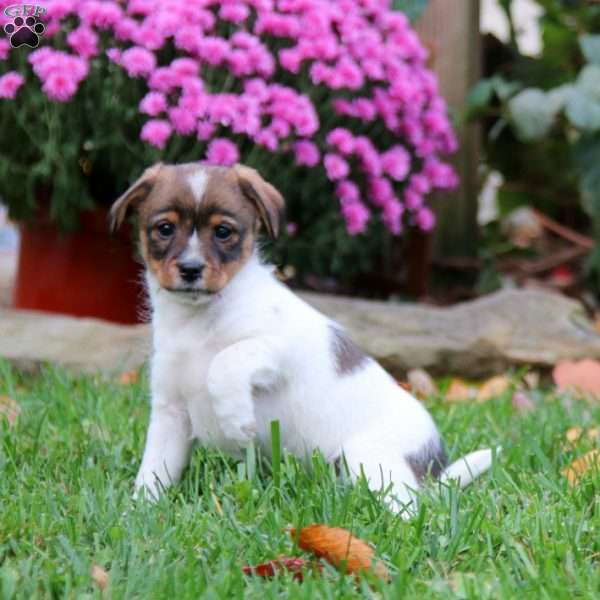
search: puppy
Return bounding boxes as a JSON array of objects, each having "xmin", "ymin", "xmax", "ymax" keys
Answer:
[{"xmin": 111, "ymin": 162, "xmax": 494, "ymax": 515}]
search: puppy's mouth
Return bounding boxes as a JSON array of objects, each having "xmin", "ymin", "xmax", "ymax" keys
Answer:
[{"xmin": 164, "ymin": 285, "xmax": 216, "ymax": 298}]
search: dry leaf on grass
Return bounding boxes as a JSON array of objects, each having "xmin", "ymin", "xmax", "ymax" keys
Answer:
[
  {"xmin": 565, "ymin": 427, "xmax": 599, "ymax": 445},
  {"xmin": 291, "ymin": 524, "xmax": 389, "ymax": 581},
  {"xmin": 118, "ymin": 370, "xmax": 139, "ymax": 385},
  {"xmin": 0, "ymin": 395, "xmax": 20, "ymax": 426},
  {"xmin": 407, "ymin": 369, "xmax": 438, "ymax": 399},
  {"xmin": 477, "ymin": 375, "xmax": 511, "ymax": 402},
  {"xmin": 445, "ymin": 379, "xmax": 478, "ymax": 402},
  {"xmin": 553, "ymin": 359, "xmax": 600, "ymax": 398},
  {"xmin": 561, "ymin": 450, "xmax": 600, "ymax": 485},
  {"xmin": 242, "ymin": 556, "xmax": 313, "ymax": 581},
  {"xmin": 91, "ymin": 564, "xmax": 109, "ymax": 591}
]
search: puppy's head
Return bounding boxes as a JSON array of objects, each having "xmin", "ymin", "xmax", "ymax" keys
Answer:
[{"xmin": 110, "ymin": 162, "xmax": 284, "ymax": 302}]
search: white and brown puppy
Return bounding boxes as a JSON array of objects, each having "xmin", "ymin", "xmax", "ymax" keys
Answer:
[{"xmin": 111, "ymin": 162, "xmax": 494, "ymax": 515}]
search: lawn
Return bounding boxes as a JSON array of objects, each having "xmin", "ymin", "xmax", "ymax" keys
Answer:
[{"xmin": 0, "ymin": 360, "xmax": 599, "ymax": 599}]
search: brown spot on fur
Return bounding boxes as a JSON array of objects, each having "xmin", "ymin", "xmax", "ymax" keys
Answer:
[
  {"xmin": 330, "ymin": 326, "xmax": 369, "ymax": 376},
  {"xmin": 406, "ymin": 438, "xmax": 448, "ymax": 482}
]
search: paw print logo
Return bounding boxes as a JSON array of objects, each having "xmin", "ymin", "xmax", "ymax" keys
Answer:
[{"xmin": 4, "ymin": 15, "xmax": 45, "ymax": 48}]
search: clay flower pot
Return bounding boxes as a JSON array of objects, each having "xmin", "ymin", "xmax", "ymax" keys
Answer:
[{"xmin": 13, "ymin": 209, "xmax": 144, "ymax": 324}]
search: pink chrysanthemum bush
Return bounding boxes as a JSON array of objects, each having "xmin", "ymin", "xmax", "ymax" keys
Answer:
[{"xmin": 0, "ymin": 0, "xmax": 458, "ymax": 280}]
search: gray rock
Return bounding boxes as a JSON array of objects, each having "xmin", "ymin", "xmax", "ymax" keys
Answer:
[{"xmin": 1, "ymin": 289, "xmax": 599, "ymax": 377}]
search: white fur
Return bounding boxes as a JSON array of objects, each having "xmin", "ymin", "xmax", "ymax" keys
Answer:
[
  {"xmin": 187, "ymin": 168, "xmax": 208, "ymax": 203},
  {"xmin": 135, "ymin": 253, "xmax": 495, "ymax": 514}
]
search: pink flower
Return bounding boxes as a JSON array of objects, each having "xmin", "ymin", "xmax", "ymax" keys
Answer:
[
  {"xmin": 326, "ymin": 128, "xmax": 355, "ymax": 155},
  {"xmin": 140, "ymin": 119, "xmax": 172, "ymax": 149},
  {"xmin": 381, "ymin": 146, "xmax": 410, "ymax": 181},
  {"xmin": 220, "ymin": 3, "xmax": 250, "ymax": 23},
  {"xmin": 206, "ymin": 138, "xmax": 240, "ymax": 166},
  {"xmin": 197, "ymin": 121, "xmax": 215, "ymax": 141},
  {"xmin": 170, "ymin": 58, "xmax": 199, "ymax": 78},
  {"xmin": 148, "ymin": 67, "xmax": 179, "ymax": 93},
  {"xmin": 106, "ymin": 48, "xmax": 122, "ymax": 63},
  {"xmin": 0, "ymin": 72, "xmax": 24, "ymax": 99},
  {"xmin": 67, "ymin": 26, "xmax": 98, "ymax": 59},
  {"xmin": 336, "ymin": 180, "xmax": 360, "ymax": 203},
  {"xmin": 368, "ymin": 177, "xmax": 394, "ymax": 206},
  {"xmin": 415, "ymin": 207, "xmax": 436, "ymax": 231},
  {"xmin": 80, "ymin": 1, "xmax": 122, "ymax": 28},
  {"xmin": 324, "ymin": 154, "xmax": 350, "ymax": 181},
  {"xmin": 198, "ymin": 37, "xmax": 230, "ymax": 66},
  {"xmin": 293, "ymin": 140, "xmax": 320, "ymax": 167},
  {"xmin": 42, "ymin": 72, "xmax": 78, "ymax": 102},
  {"xmin": 382, "ymin": 198, "xmax": 403, "ymax": 234},
  {"xmin": 120, "ymin": 47, "xmax": 156, "ymax": 77},
  {"xmin": 0, "ymin": 39, "xmax": 11, "ymax": 61},
  {"xmin": 341, "ymin": 201, "xmax": 370, "ymax": 235},
  {"xmin": 139, "ymin": 91, "xmax": 167, "ymax": 116},
  {"xmin": 404, "ymin": 189, "xmax": 423, "ymax": 210},
  {"xmin": 169, "ymin": 107, "xmax": 197, "ymax": 135}
]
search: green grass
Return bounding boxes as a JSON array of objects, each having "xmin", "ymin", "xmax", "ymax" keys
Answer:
[{"xmin": 0, "ymin": 360, "xmax": 599, "ymax": 599}]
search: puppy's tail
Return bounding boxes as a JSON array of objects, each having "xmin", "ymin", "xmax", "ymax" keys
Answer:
[{"xmin": 439, "ymin": 447, "xmax": 500, "ymax": 488}]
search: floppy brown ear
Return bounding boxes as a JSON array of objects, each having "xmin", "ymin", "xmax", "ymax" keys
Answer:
[
  {"xmin": 234, "ymin": 164, "xmax": 285, "ymax": 239},
  {"xmin": 109, "ymin": 163, "xmax": 162, "ymax": 232}
]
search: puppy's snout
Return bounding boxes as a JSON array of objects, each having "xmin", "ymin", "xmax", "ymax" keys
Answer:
[{"xmin": 177, "ymin": 259, "xmax": 204, "ymax": 283}]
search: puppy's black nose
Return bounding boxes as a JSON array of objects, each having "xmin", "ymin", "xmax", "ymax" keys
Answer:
[{"xmin": 177, "ymin": 260, "xmax": 204, "ymax": 283}]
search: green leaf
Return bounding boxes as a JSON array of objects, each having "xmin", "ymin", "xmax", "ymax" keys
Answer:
[
  {"xmin": 391, "ymin": 0, "xmax": 429, "ymax": 21},
  {"xmin": 580, "ymin": 34, "xmax": 600, "ymax": 65},
  {"xmin": 508, "ymin": 88, "xmax": 558, "ymax": 141},
  {"xmin": 577, "ymin": 64, "xmax": 600, "ymax": 102},
  {"xmin": 565, "ymin": 90, "xmax": 600, "ymax": 132}
]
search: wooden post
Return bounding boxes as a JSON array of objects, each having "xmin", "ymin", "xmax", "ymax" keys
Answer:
[{"xmin": 415, "ymin": 0, "xmax": 481, "ymax": 260}]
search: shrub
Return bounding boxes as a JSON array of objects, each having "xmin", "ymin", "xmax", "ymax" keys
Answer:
[
  {"xmin": 0, "ymin": 0, "xmax": 456, "ymax": 280},
  {"xmin": 469, "ymin": 0, "xmax": 600, "ymax": 287}
]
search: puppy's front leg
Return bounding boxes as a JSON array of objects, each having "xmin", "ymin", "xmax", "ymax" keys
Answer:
[
  {"xmin": 134, "ymin": 400, "xmax": 192, "ymax": 500},
  {"xmin": 207, "ymin": 336, "xmax": 282, "ymax": 447}
]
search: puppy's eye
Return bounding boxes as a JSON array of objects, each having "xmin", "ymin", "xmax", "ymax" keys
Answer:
[
  {"xmin": 214, "ymin": 224, "xmax": 233, "ymax": 241},
  {"xmin": 156, "ymin": 221, "xmax": 175, "ymax": 239}
]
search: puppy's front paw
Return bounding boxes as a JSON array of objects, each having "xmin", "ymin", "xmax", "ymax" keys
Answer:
[
  {"xmin": 133, "ymin": 473, "xmax": 164, "ymax": 502},
  {"xmin": 219, "ymin": 416, "xmax": 257, "ymax": 447}
]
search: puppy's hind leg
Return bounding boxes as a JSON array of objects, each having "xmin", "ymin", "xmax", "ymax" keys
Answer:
[{"xmin": 340, "ymin": 433, "xmax": 420, "ymax": 519}]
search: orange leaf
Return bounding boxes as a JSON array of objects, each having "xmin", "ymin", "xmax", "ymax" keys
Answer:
[
  {"xmin": 118, "ymin": 370, "xmax": 139, "ymax": 385},
  {"xmin": 477, "ymin": 375, "xmax": 511, "ymax": 402},
  {"xmin": 91, "ymin": 564, "xmax": 109, "ymax": 591},
  {"xmin": 445, "ymin": 379, "xmax": 478, "ymax": 402},
  {"xmin": 565, "ymin": 427, "xmax": 599, "ymax": 445},
  {"xmin": 561, "ymin": 450, "xmax": 600, "ymax": 486},
  {"xmin": 0, "ymin": 395, "xmax": 20, "ymax": 426},
  {"xmin": 553, "ymin": 359, "xmax": 600, "ymax": 398},
  {"xmin": 242, "ymin": 556, "xmax": 312, "ymax": 581},
  {"xmin": 291, "ymin": 524, "xmax": 389, "ymax": 581}
]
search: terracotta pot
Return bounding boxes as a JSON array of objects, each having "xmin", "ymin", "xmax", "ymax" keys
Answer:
[{"xmin": 13, "ymin": 209, "xmax": 145, "ymax": 324}]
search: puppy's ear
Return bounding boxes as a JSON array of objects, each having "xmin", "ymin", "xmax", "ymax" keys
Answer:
[
  {"xmin": 109, "ymin": 163, "xmax": 162, "ymax": 232},
  {"xmin": 234, "ymin": 164, "xmax": 285, "ymax": 239}
]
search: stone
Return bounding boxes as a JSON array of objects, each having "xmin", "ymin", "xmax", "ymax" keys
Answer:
[{"xmin": 1, "ymin": 289, "xmax": 599, "ymax": 377}]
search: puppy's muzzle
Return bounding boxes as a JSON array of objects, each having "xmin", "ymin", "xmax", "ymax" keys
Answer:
[{"xmin": 177, "ymin": 259, "xmax": 204, "ymax": 284}]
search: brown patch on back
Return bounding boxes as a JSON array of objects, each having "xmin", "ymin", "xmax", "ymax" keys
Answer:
[
  {"xmin": 406, "ymin": 438, "xmax": 448, "ymax": 482},
  {"xmin": 330, "ymin": 326, "xmax": 369, "ymax": 376}
]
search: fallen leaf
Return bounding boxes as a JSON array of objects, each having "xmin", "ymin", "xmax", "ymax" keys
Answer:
[
  {"xmin": 91, "ymin": 564, "xmax": 109, "ymax": 591},
  {"xmin": 397, "ymin": 381, "xmax": 412, "ymax": 392},
  {"xmin": 118, "ymin": 370, "xmax": 139, "ymax": 385},
  {"xmin": 553, "ymin": 359, "xmax": 600, "ymax": 398},
  {"xmin": 0, "ymin": 395, "xmax": 20, "ymax": 426},
  {"xmin": 242, "ymin": 556, "xmax": 312, "ymax": 581},
  {"xmin": 561, "ymin": 450, "xmax": 600, "ymax": 486},
  {"xmin": 291, "ymin": 524, "xmax": 389, "ymax": 581},
  {"xmin": 477, "ymin": 375, "xmax": 511, "ymax": 402},
  {"xmin": 407, "ymin": 369, "xmax": 438, "ymax": 399},
  {"xmin": 445, "ymin": 379, "xmax": 478, "ymax": 402},
  {"xmin": 565, "ymin": 427, "xmax": 599, "ymax": 445},
  {"xmin": 512, "ymin": 390, "xmax": 535, "ymax": 413}
]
